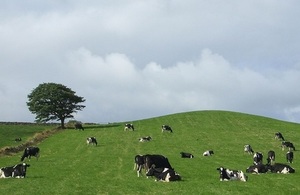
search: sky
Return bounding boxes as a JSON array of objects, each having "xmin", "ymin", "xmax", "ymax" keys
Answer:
[{"xmin": 1, "ymin": 0, "xmax": 300, "ymax": 123}]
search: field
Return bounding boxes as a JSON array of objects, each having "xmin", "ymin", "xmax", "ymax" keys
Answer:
[{"xmin": 0, "ymin": 110, "xmax": 299, "ymax": 194}]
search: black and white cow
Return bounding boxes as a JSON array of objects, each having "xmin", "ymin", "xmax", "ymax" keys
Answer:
[
  {"xmin": 146, "ymin": 167, "xmax": 181, "ymax": 182},
  {"xmin": 75, "ymin": 123, "xmax": 84, "ymax": 130},
  {"xmin": 144, "ymin": 154, "xmax": 173, "ymax": 172},
  {"xmin": 253, "ymin": 152, "xmax": 263, "ymax": 165},
  {"xmin": 139, "ymin": 136, "xmax": 152, "ymax": 142},
  {"xmin": 216, "ymin": 167, "xmax": 248, "ymax": 182},
  {"xmin": 14, "ymin": 137, "xmax": 22, "ymax": 142},
  {"xmin": 275, "ymin": 132, "xmax": 285, "ymax": 141},
  {"xmin": 246, "ymin": 164, "xmax": 269, "ymax": 174},
  {"xmin": 161, "ymin": 125, "xmax": 173, "ymax": 133},
  {"xmin": 124, "ymin": 123, "xmax": 134, "ymax": 131},
  {"xmin": 180, "ymin": 152, "xmax": 194, "ymax": 158},
  {"xmin": 286, "ymin": 151, "xmax": 294, "ymax": 163},
  {"xmin": 268, "ymin": 163, "xmax": 295, "ymax": 174},
  {"xmin": 266, "ymin": 150, "xmax": 276, "ymax": 165},
  {"xmin": 282, "ymin": 141, "xmax": 296, "ymax": 151},
  {"xmin": 20, "ymin": 147, "xmax": 40, "ymax": 162},
  {"xmin": 203, "ymin": 150, "xmax": 214, "ymax": 156},
  {"xmin": 134, "ymin": 155, "xmax": 145, "ymax": 177},
  {"xmin": 0, "ymin": 163, "xmax": 30, "ymax": 178},
  {"xmin": 244, "ymin": 144, "xmax": 254, "ymax": 154},
  {"xmin": 86, "ymin": 137, "xmax": 97, "ymax": 146}
]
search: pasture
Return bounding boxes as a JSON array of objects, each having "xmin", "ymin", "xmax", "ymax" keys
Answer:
[{"xmin": 0, "ymin": 111, "xmax": 299, "ymax": 194}]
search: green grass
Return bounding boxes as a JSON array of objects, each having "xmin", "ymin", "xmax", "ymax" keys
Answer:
[{"xmin": 0, "ymin": 110, "xmax": 299, "ymax": 194}]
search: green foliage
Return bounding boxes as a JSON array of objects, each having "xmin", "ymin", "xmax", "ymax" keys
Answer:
[
  {"xmin": 27, "ymin": 83, "xmax": 85, "ymax": 128},
  {"xmin": 0, "ymin": 111, "xmax": 299, "ymax": 194}
]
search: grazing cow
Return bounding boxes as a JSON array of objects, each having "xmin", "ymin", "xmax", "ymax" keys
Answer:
[
  {"xmin": 74, "ymin": 123, "xmax": 84, "ymax": 130},
  {"xmin": 282, "ymin": 141, "xmax": 296, "ymax": 151},
  {"xmin": 139, "ymin": 136, "xmax": 152, "ymax": 142},
  {"xmin": 246, "ymin": 164, "xmax": 269, "ymax": 174},
  {"xmin": 0, "ymin": 163, "xmax": 30, "ymax": 178},
  {"xmin": 124, "ymin": 124, "xmax": 134, "ymax": 131},
  {"xmin": 14, "ymin": 137, "xmax": 22, "ymax": 142},
  {"xmin": 146, "ymin": 167, "xmax": 181, "ymax": 182},
  {"xmin": 286, "ymin": 151, "xmax": 294, "ymax": 163},
  {"xmin": 266, "ymin": 150, "xmax": 276, "ymax": 165},
  {"xmin": 86, "ymin": 137, "xmax": 97, "ymax": 146},
  {"xmin": 253, "ymin": 152, "xmax": 263, "ymax": 165},
  {"xmin": 134, "ymin": 155, "xmax": 145, "ymax": 177},
  {"xmin": 216, "ymin": 167, "xmax": 248, "ymax": 182},
  {"xmin": 275, "ymin": 132, "xmax": 284, "ymax": 141},
  {"xmin": 20, "ymin": 147, "xmax": 40, "ymax": 162},
  {"xmin": 161, "ymin": 125, "xmax": 173, "ymax": 133},
  {"xmin": 144, "ymin": 154, "xmax": 173, "ymax": 172},
  {"xmin": 244, "ymin": 145, "xmax": 254, "ymax": 154},
  {"xmin": 203, "ymin": 150, "xmax": 214, "ymax": 156},
  {"xmin": 180, "ymin": 152, "xmax": 194, "ymax": 158},
  {"xmin": 268, "ymin": 163, "xmax": 295, "ymax": 174}
]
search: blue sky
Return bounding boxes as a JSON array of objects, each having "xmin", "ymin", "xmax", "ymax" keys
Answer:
[{"xmin": 1, "ymin": 0, "xmax": 300, "ymax": 123}]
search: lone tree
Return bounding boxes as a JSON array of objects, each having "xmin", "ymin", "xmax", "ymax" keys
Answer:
[{"xmin": 27, "ymin": 83, "xmax": 86, "ymax": 129}]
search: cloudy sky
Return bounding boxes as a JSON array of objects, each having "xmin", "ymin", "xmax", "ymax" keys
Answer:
[{"xmin": 1, "ymin": 0, "xmax": 300, "ymax": 123}]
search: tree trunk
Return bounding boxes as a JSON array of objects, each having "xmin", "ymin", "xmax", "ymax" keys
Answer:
[{"xmin": 60, "ymin": 118, "xmax": 65, "ymax": 129}]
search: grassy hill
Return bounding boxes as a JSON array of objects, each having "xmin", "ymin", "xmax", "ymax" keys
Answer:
[{"xmin": 0, "ymin": 111, "xmax": 299, "ymax": 194}]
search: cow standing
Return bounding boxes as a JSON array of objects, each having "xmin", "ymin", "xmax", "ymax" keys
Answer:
[
  {"xmin": 86, "ymin": 137, "xmax": 97, "ymax": 146},
  {"xmin": 286, "ymin": 151, "xmax": 294, "ymax": 163},
  {"xmin": 161, "ymin": 125, "xmax": 173, "ymax": 133},
  {"xmin": 253, "ymin": 152, "xmax": 263, "ymax": 165},
  {"xmin": 244, "ymin": 145, "xmax": 254, "ymax": 154},
  {"xmin": 0, "ymin": 163, "xmax": 30, "ymax": 178},
  {"xmin": 266, "ymin": 150, "xmax": 275, "ymax": 165},
  {"xmin": 75, "ymin": 123, "xmax": 84, "ymax": 130},
  {"xmin": 124, "ymin": 124, "xmax": 134, "ymax": 131},
  {"xmin": 144, "ymin": 154, "xmax": 173, "ymax": 172},
  {"xmin": 146, "ymin": 167, "xmax": 181, "ymax": 182},
  {"xmin": 275, "ymin": 132, "xmax": 285, "ymax": 141},
  {"xmin": 282, "ymin": 141, "xmax": 296, "ymax": 151},
  {"xmin": 217, "ymin": 167, "xmax": 248, "ymax": 182},
  {"xmin": 20, "ymin": 147, "xmax": 40, "ymax": 162}
]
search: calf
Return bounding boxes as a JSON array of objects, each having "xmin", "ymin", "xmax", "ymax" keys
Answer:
[
  {"xmin": 180, "ymin": 152, "xmax": 194, "ymax": 158},
  {"xmin": 282, "ymin": 141, "xmax": 296, "ymax": 151},
  {"xmin": 266, "ymin": 150, "xmax": 275, "ymax": 165},
  {"xmin": 161, "ymin": 125, "xmax": 173, "ymax": 133},
  {"xmin": 74, "ymin": 123, "xmax": 84, "ymax": 130},
  {"xmin": 144, "ymin": 154, "xmax": 173, "ymax": 172},
  {"xmin": 216, "ymin": 167, "xmax": 248, "ymax": 182},
  {"xmin": 0, "ymin": 163, "xmax": 30, "ymax": 178},
  {"xmin": 146, "ymin": 167, "xmax": 181, "ymax": 182},
  {"xmin": 253, "ymin": 152, "xmax": 263, "ymax": 165},
  {"xmin": 268, "ymin": 163, "xmax": 295, "ymax": 174},
  {"xmin": 86, "ymin": 137, "xmax": 97, "ymax": 146},
  {"xmin": 244, "ymin": 144, "xmax": 254, "ymax": 154},
  {"xmin": 246, "ymin": 164, "xmax": 269, "ymax": 174},
  {"xmin": 203, "ymin": 150, "xmax": 214, "ymax": 156},
  {"xmin": 134, "ymin": 155, "xmax": 145, "ymax": 177},
  {"xmin": 20, "ymin": 147, "xmax": 40, "ymax": 162},
  {"xmin": 139, "ymin": 136, "xmax": 152, "ymax": 142},
  {"xmin": 286, "ymin": 151, "xmax": 294, "ymax": 163},
  {"xmin": 124, "ymin": 124, "xmax": 134, "ymax": 131},
  {"xmin": 275, "ymin": 132, "xmax": 284, "ymax": 141}
]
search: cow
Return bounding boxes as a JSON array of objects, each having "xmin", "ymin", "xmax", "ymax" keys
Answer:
[
  {"xmin": 146, "ymin": 167, "xmax": 181, "ymax": 182},
  {"xmin": 86, "ymin": 137, "xmax": 97, "ymax": 146},
  {"xmin": 134, "ymin": 155, "xmax": 145, "ymax": 177},
  {"xmin": 139, "ymin": 136, "xmax": 152, "ymax": 142},
  {"xmin": 244, "ymin": 144, "xmax": 254, "ymax": 154},
  {"xmin": 74, "ymin": 123, "xmax": 84, "ymax": 130},
  {"xmin": 253, "ymin": 152, "xmax": 263, "ymax": 165},
  {"xmin": 203, "ymin": 150, "xmax": 214, "ymax": 156},
  {"xmin": 275, "ymin": 132, "xmax": 284, "ymax": 141},
  {"xmin": 268, "ymin": 163, "xmax": 295, "ymax": 174},
  {"xmin": 161, "ymin": 125, "xmax": 173, "ymax": 133},
  {"xmin": 216, "ymin": 167, "xmax": 248, "ymax": 182},
  {"xmin": 144, "ymin": 154, "xmax": 173, "ymax": 172},
  {"xmin": 14, "ymin": 137, "xmax": 22, "ymax": 142},
  {"xmin": 286, "ymin": 151, "xmax": 294, "ymax": 163},
  {"xmin": 180, "ymin": 152, "xmax": 194, "ymax": 158},
  {"xmin": 20, "ymin": 147, "xmax": 40, "ymax": 162},
  {"xmin": 0, "ymin": 163, "xmax": 30, "ymax": 178},
  {"xmin": 246, "ymin": 164, "xmax": 269, "ymax": 174},
  {"xmin": 124, "ymin": 124, "xmax": 134, "ymax": 131},
  {"xmin": 266, "ymin": 150, "xmax": 275, "ymax": 165},
  {"xmin": 282, "ymin": 141, "xmax": 296, "ymax": 151}
]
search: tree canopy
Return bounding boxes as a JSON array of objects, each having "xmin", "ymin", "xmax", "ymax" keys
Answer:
[{"xmin": 27, "ymin": 83, "xmax": 85, "ymax": 128}]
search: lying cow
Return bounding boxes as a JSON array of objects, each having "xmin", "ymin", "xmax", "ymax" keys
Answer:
[
  {"xmin": 14, "ymin": 137, "xmax": 22, "ymax": 142},
  {"xmin": 246, "ymin": 164, "xmax": 269, "ymax": 174},
  {"xmin": 275, "ymin": 132, "xmax": 284, "ymax": 141},
  {"xmin": 139, "ymin": 136, "xmax": 152, "ymax": 142},
  {"xmin": 180, "ymin": 152, "xmax": 194, "ymax": 158},
  {"xmin": 268, "ymin": 163, "xmax": 295, "ymax": 174},
  {"xmin": 286, "ymin": 151, "xmax": 294, "ymax": 163},
  {"xmin": 253, "ymin": 152, "xmax": 263, "ymax": 165},
  {"xmin": 146, "ymin": 167, "xmax": 181, "ymax": 182},
  {"xmin": 282, "ymin": 141, "xmax": 296, "ymax": 151},
  {"xmin": 266, "ymin": 150, "xmax": 275, "ymax": 165},
  {"xmin": 86, "ymin": 137, "xmax": 97, "ymax": 146},
  {"xmin": 74, "ymin": 123, "xmax": 84, "ymax": 130},
  {"xmin": 161, "ymin": 125, "xmax": 173, "ymax": 133},
  {"xmin": 203, "ymin": 150, "xmax": 214, "ymax": 156},
  {"xmin": 134, "ymin": 155, "xmax": 145, "ymax": 177},
  {"xmin": 124, "ymin": 123, "xmax": 134, "ymax": 131},
  {"xmin": 0, "ymin": 163, "xmax": 30, "ymax": 178},
  {"xmin": 20, "ymin": 146, "xmax": 40, "ymax": 162},
  {"xmin": 244, "ymin": 144, "xmax": 254, "ymax": 154},
  {"xmin": 217, "ymin": 167, "xmax": 248, "ymax": 182}
]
